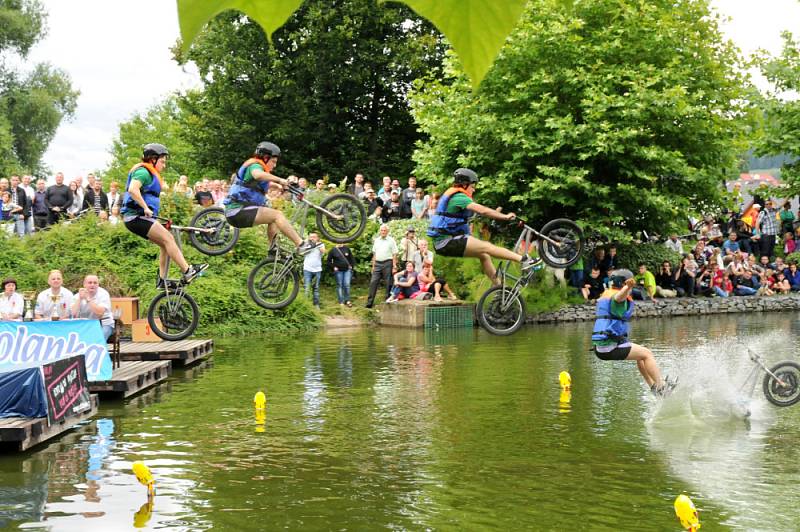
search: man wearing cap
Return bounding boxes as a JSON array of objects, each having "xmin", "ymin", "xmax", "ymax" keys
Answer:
[
  {"xmin": 399, "ymin": 227, "xmax": 418, "ymax": 264},
  {"xmin": 757, "ymin": 200, "xmax": 780, "ymax": 259},
  {"xmin": 0, "ymin": 278, "xmax": 24, "ymax": 321},
  {"xmin": 71, "ymin": 275, "xmax": 114, "ymax": 340},
  {"xmin": 381, "ymin": 190, "xmax": 403, "ymax": 222}
]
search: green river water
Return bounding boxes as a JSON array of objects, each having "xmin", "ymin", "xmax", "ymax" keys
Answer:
[{"xmin": 1, "ymin": 313, "xmax": 800, "ymax": 531}]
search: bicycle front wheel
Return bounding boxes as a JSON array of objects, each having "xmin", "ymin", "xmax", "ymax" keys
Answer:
[
  {"xmin": 538, "ymin": 218, "xmax": 583, "ymax": 268},
  {"xmin": 316, "ymin": 193, "xmax": 366, "ymax": 243},
  {"xmin": 189, "ymin": 207, "xmax": 239, "ymax": 256},
  {"xmin": 477, "ymin": 286, "xmax": 527, "ymax": 336},
  {"xmin": 247, "ymin": 257, "xmax": 300, "ymax": 310},
  {"xmin": 763, "ymin": 361, "xmax": 800, "ymax": 407},
  {"xmin": 147, "ymin": 291, "xmax": 200, "ymax": 341}
]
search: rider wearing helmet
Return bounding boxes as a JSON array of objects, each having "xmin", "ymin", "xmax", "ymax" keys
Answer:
[
  {"xmin": 427, "ymin": 168, "xmax": 541, "ymax": 283},
  {"xmin": 224, "ymin": 141, "xmax": 316, "ymax": 254},
  {"xmin": 592, "ymin": 269, "xmax": 674, "ymax": 396},
  {"xmin": 122, "ymin": 143, "xmax": 208, "ymax": 286}
]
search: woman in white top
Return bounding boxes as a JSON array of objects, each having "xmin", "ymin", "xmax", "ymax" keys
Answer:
[
  {"xmin": 35, "ymin": 269, "xmax": 73, "ymax": 320},
  {"xmin": 0, "ymin": 278, "xmax": 24, "ymax": 321},
  {"xmin": 67, "ymin": 181, "xmax": 84, "ymax": 217}
]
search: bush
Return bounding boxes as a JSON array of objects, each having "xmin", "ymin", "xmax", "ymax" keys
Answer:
[
  {"xmin": 615, "ymin": 242, "xmax": 682, "ymax": 271},
  {"xmin": 0, "ymin": 214, "xmax": 321, "ymax": 336}
]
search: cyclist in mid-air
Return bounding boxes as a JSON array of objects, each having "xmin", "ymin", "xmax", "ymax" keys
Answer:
[
  {"xmin": 427, "ymin": 168, "xmax": 540, "ymax": 284},
  {"xmin": 224, "ymin": 141, "xmax": 316, "ymax": 254},
  {"xmin": 122, "ymin": 143, "xmax": 207, "ymax": 287}
]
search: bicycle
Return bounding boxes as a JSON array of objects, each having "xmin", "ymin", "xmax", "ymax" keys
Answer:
[
  {"xmin": 476, "ymin": 218, "xmax": 583, "ymax": 335},
  {"xmin": 145, "ymin": 216, "xmax": 236, "ymax": 340},
  {"xmin": 246, "ymin": 187, "xmax": 366, "ymax": 309},
  {"xmin": 738, "ymin": 348, "xmax": 800, "ymax": 412}
]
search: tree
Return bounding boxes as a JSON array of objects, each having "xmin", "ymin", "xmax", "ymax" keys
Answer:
[
  {"xmin": 105, "ymin": 96, "xmax": 219, "ymax": 184},
  {"xmin": 757, "ymin": 31, "xmax": 800, "ymax": 191},
  {"xmin": 0, "ymin": 0, "xmax": 78, "ymax": 176},
  {"xmin": 174, "ymin": 0, "xmax": 446, "ymax": 180},
  {"xmin": 410, "ymin": 0, "xmax": 756, "ymax": 237}
]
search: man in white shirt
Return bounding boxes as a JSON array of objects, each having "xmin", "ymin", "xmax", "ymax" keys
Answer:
[
  {"xmin": 0, "ymin": 278, "xmax": 24, "ymax": 321},
  {"xmin": 664, "ymin": 234, "xmax": 683, "ymax": 254},
  {"xmin": 365, "ymin": 224, "xmax": 399, "ymax": 308},
  {"xmin": 35, "ymin": 269, "xmax": 73, "ymax": 320},
  {"xmin": 302, "ymin": 233, "xmax": 325, "ymax": 308},
  {"xmin": 71, "ymin": 274, "xmax": 115, "ymax": 340}
]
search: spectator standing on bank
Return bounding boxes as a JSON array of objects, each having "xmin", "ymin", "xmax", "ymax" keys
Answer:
[
  {"xmin": 327, "ymin": 242, "xmax": 355, "ymax": 307},
  {"xmin": 365, "ymin": 224, "xmax": 398, "ymax": 308},
  {"xmin": 84, "ymin": 177, "xmax": 109, "ymax": 214},
  {"xmin": 757, "ymin": 199, "xmax": 780, "ymax": 259},
  {"xmin": 107, "ymin": 181, "xmax": 123, "ymax": 210},
  {"xmin": 411, "ymin": 188, "xmax": 428, "ymax": 219},
  {"xmin": 348, "ymin": 173, "xmax": 365, "ymax": 198},
  {"xmin": 194, "ymin": 182, "xmax": 214, "ymax": 207},
  {"xmin": 46, "ymin": 172, "xmax": 73, "ymax": 224},
  {"xmin": 302, "ymin": 232, "xmax": 325, "ymax": 308},
  {"xmin": 20, "ymin": 175, "xmax": 34, "ymax": 234},
  {"xmin": 66, "ymin": 180, "xmax": 84, "ymax": 217},
  {"xmin": 32, "ymin": 179, "xmax": 49, "ymax": 230},
  {"xmin": 399, "ymin": 227, "xmax": 418, "ymax": 264},
  {"xmin": 400, "ymin": 176, "xmax": 418, "ymax": 218},
  {"xmin": 8, "ymin": 176, "xmax": 28, "ymax": 237},
  {"xmin": 664, "ymin": 234, "xmax": 683, "ymax": 254},
  {"xmin": 780, "ymin": 201, "xmax": 795, "ymax": 236}
]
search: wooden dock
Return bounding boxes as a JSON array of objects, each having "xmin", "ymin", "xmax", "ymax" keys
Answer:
[
  {"xmin": 118, "ymin": 338, "xmax": 213, "ymax": 367},
  {"xmin": 88, "ymin": 361, "xmax": 172, "ymax": 398},
  {"xmin": 0, "ymin": 395, "xmax": 98, "ymax": 452}
]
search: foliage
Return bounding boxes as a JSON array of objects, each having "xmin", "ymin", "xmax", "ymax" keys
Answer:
[
  {"xmin": 105, "ymin": 96, "xmax": 221, "ymax": 185},
  {"xmin": 757, "ymin": 31, "xmax": 800, "ymax": 193},
  {"xmin": 0, "ymin": 0, "xmax": 78, "ymax": 176},
  {"xmin": 614, "ymin": 242, "xmax": 682, "ymax": 272},
  {"xmin": 176, "ymin": 0, "xmax": 529, "ymax": 88},
  {"xmin": 410, "ymin": 0, "xmax": 756, "ymax": 238},
  {"xmin": 173, "ymin": 1, "xmax": 446, "ymax": 180},
  {"xmin": 0, "ymin": 206, "xmax": 321, "ymax": 336}
]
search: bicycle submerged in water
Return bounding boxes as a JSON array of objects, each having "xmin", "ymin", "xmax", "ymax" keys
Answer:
[
  {"xmin": 476, "ymin": 218, "xmax": 584, "ymax": 336},
  {"xmin": 737, "ymin": 348, "xmax": 800, "ymax": 415}
]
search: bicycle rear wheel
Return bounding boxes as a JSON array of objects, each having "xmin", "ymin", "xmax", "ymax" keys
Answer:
[
  {"xmin": 538, "ymin": 218, "xmax": 583, "ymax": 268},
  {"xmin": 316, "ymin": 193, "xmax": 366, "ymax": 243},
  {"xmin": 189, "ymin": 207, "xmax": 239, "ymax": 256},
  {"xmin": 476, "ymin": 286, "xmax": 527, "ymax": 336},
  {"xmin": 147, "ymin": 291, "xmax": 199, "ymax": 341},
  {"xmin": 763, "ymin": 361, "xmax": 800, "ymax": 407},
  {"xmin": 247, "ymin": 256, "xmax": 300, "ymax": 310}
]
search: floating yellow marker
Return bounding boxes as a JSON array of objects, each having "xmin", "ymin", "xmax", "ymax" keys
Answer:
[
  {"xmin": 559, "ymin": 371, "xmax": 571, "ymax": 391},
  {"xmin": 254, "ymin": 391, "xmax": 266, "ymax": 410},
  {"xmin": 255, "ymin": 408, "xmax": 266, "ymax": 433},
  {"xmin": 132, "ymin": 461, "xmax": 155, "ymax": 499},
  {"xmin": 559, "ymin": 389, "xmax": 572, "ymax": 405},
  {"xmin": 674, "ymin": 494, "xmax": 701, "ymax": 531}
]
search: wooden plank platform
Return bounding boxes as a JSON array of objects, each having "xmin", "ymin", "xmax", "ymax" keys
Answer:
[
  {"xmin": 88, "ymin": 360, "xmax": 172, "ymax": 399},
  {"xmin": 0, "ymin": 395, "xmax": 98, "ymax": 452},
  {"xmin": 117, "ymin": 338, "xmax": 213, "ymax": 367}
]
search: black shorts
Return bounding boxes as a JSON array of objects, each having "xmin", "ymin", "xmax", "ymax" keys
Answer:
[
  {"xmin": 124, "ymin": 215, "xmax": 156, "ymax": 240},
  {"xmin": 225, "ymin": 206, "xmax": 259, "ymax": 228},
  {"xmin": 433, "ymin": 235, "xmax": 469, "ymax": 257},
  {"xmin": 594, "ymin": 345, "xmax": 632, "ymax": 361}
]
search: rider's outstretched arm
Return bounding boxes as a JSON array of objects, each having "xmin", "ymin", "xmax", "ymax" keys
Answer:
[
  {"xmin": 251, "ymin": 168, "xmax": 290, "ymax": 189},
  {"xmin": 466, "ymin": 201, "xmax": 515, "ymax": 222}
]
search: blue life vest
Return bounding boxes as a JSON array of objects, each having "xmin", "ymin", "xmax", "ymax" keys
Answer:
[
  {"xmin": 591, "ymin": 295, "xmax": 634, "ymax": 343},
  {"xmin": 224, "ymin": 158, "xmax": 269, "ymax": 208},
  {"xmin": 122, "ymin": 163, "xmax": 162, "ymax": 216},
  {"xmin": 427, "ymin": 187, "xmax": 474, "ymax": 238}
]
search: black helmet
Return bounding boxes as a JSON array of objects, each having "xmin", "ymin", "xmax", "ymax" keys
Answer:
[
  {"xmin": 609, "ymin": 269, "xmax": 633, "ymax": 289},
  {"xmin": 454, "ymin": 167, "xmax": 479, "ymax": 185},
  {"xmin": 255, "ymin": 141, "xmax": 281, "ymax": 158},
  {"xmin": 143, "ymin": 143, "xmax": 169, "ymax": 159}
]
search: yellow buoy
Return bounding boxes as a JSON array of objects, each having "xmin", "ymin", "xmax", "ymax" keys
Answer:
[
  {"xmin": 674, "ymin": 494, "xmax": 701, "ymax": 531},
  {"xmin": 132, "ymin": 461, "xmax": 155, "ymax": 498},
  {"xmin": 255, "ymin": 408, "xmax": 266, "ymax": 433},
  {"xmin": 559, "ymin": 371, "xmax": 571, "ymax": 390},
  {"xmin": 254, "ymin": 391, "xmax": 266, "ymax": 410},
  {"xmin": 559, "ymin": 389, "xmax": 572, "ymax": 405}
]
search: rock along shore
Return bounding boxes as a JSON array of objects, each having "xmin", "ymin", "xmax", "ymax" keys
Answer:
[{"xmin": 528, "ymin": 294, "xmax": 800, "ymax": 323}]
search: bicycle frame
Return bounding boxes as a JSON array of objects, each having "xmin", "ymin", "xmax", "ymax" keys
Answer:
[
  {"xmin": 739, "ymin": 348, "xmax": 788, "ymax": 398},
  {"xmin": 493, "ymin": 222, "xmax": 546, "ymax": 312}
]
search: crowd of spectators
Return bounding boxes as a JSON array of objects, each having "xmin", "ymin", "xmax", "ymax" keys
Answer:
[{"xmin": 0, "ymin": 270, "xmax": 115, "ymax": 339}]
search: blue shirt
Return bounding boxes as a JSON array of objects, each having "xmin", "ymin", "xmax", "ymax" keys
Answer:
[{"xmin": 722, "ymin": 239, "xmax": 739, "ymax": 254}]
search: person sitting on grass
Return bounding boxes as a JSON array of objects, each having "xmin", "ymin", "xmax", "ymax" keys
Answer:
[
  {"xmin": 774, "ymin": 271, "xmax": 792, "ymax": 294},
  {"xmin": 386, "ymin": 262, "xmax": 420, "ymax": 303},
  {"xmin": 418, "ymin": 260, "xmax": 458, "ymax": 301},
  {"xmin": 581, "ymin": 266, "xmax": 605, "ymax": 301}
]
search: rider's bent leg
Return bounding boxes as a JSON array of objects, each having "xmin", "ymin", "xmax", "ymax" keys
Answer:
[
  {"xmin": 625, "ymin": 343, "xmax": 662, "ymax": 388},
  {"xmin": 254, "ymin": 207, "xmax": 302, "ymax": 247},
  {"xmin": 147, "ymin": 222, "xmax": 190, "ymax": 273},
  {"xmin": 464, "ymin": 236, "xmax": 523, "ymax": 281}
]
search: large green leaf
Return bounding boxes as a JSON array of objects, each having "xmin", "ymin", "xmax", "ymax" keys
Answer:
[
  {"xmin": 176, "ymin": 0, "xmax": 527, "ymax": 87},
  {"xmin": 386, "ymin": 0, "xmax": 527, "ymax": 86},
  {"xmin": 177, "ymin": 0, "xmax": 303, "ymax": 50}
]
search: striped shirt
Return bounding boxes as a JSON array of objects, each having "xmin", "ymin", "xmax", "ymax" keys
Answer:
[{"xmin": 758, "ymin": 208, "xmax": 779, "ymax": 236}]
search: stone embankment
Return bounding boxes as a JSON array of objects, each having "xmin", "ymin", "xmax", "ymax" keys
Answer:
[{"xmin": 528, "ymin": 294, "xmax": 800, "ymax": 323}]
